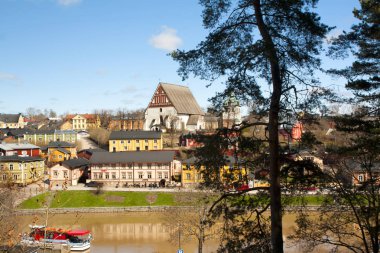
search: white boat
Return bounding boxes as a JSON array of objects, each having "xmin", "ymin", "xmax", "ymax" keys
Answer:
[{"xmin": 21, "ymin": 225, "xmax": 92, "ymax": 251}]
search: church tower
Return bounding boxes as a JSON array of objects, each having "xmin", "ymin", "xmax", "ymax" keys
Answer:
[{"xmin": 221, "ymin": 93, "xmax": 242, "ymax": 128}]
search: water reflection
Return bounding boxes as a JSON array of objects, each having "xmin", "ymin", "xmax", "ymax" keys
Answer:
[
  {"xmin": 18, "ymin": 212, "xmax": 218, "ymax": 253},
  {"xmin": 17, "ymin": 212, "xmax": 329, "ymax": 253}
]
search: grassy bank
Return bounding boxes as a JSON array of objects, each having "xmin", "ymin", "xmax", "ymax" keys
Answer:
[
  {"xmin": 19, "ymin": 190, "xmax": 328, "ymax": 210},
  {"xmin": 18, "ymin": 190, "xmax": 205, "ymax": 209}
]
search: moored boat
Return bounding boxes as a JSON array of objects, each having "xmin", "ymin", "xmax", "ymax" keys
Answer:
[{"xmin": 21, "ymin": 225, "xmax": 92, "ymax": 251}]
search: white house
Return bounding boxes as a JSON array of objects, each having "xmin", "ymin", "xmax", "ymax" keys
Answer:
[{"xmin": 144, "ymin": 83, "xmax": 205, "ymax": 131}]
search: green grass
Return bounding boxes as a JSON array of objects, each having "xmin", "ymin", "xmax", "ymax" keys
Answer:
[
  {"xmin": 19, "ymin": 190, "xmax": 178, "ymax": 208},
  {"xmin": 18, "ymin": 192, "xmax": 50, "ymax": 209},
  {"xmin": 18, "ymin": 190, "xmax": 330, "ymax": 209}
]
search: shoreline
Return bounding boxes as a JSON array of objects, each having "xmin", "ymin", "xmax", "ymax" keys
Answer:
[{"xmin": 16, "ymin": 205, "xmax": 321, "ymax": 215}]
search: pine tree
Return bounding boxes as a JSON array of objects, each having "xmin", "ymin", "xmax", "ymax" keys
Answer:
[{"xmin": 172, "ymin": 0, "xmax": 332, "ymax": 252}]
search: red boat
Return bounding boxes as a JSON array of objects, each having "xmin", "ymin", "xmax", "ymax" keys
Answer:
[{"xmin": 22, "ymin": 225, "xmax": 92, "ymax": 251}]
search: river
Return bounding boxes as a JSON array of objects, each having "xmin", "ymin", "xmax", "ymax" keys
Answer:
[{"xmin": 17, "ymin": 212, "xmax": 322, "ymax": 253}]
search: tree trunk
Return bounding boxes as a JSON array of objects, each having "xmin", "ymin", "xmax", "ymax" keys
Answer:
[{"xmin": 253, "ymin": 0, "xmax": 284, "ymax": 252}]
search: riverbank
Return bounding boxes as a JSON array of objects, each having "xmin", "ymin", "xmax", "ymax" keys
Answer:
[
  {"xmin": 18, "ymin": 189, "xmax": 326, "ymax": 210},
  {"xmin": 16, "ymin": 205, "xmax": 193, "ymax": 215}
]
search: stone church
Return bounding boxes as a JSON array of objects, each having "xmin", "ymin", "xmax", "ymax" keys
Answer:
[{"xmin": 144, "ymin": 83, "xmax": 205, "ymax": 131}]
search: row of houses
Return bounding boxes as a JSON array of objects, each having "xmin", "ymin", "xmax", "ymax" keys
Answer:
[
  {"xmin": 0, "ymin": 136, "xmax": 248, "ymax": 188},
  {"xmin": 0, "ymin": 137, "xmax": 375, "ymax": 190},
  {"xmin": 0, "ymin": 82, "xmax": 243, "ymax": 136}
]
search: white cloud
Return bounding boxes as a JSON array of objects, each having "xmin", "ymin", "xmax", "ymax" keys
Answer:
[
  {"xmin": 325, "ymin": 29, "xmax": 343, "ymax": 43},
  {"xmin": 104, "ymin": 85, "xmax": 138, "ymax": 96},
  {"xmin": 0, "ymin": 72, "xmax": 18, "ymax": 81},
  {"xmin": 149, "ymin": 26, "xmax": 182, "ymax": 52},
  {"xmin": 57, "ymin": 0, "xmax": 82, "ymax": 6},
  {"xmin": 95, "ymin": 69, "xmax": 107, "ymax": 76}
]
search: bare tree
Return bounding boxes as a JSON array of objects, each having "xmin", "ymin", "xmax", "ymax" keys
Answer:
[
  {"xmin": 0, "ymin": 184, "xmax": 19, "ymax": 249},
  {"xmin": 164, "ymin": 193, "xmax": 217, "ymax": 253}
]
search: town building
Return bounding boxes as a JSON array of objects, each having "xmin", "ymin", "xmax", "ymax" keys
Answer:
[
  {"xmin": 0, "ymin": 142, "xmax": 40, "ymax": 157},
  {"xmin": 108, "ymin": 130, "xmax": 163, "ymax": 152},
  {"xmin": 49, "ymin": 158, "xmax": 89, "ymax": 188},
  {"xmin": 24, "ymin": 129, "xmax": 77, "ymax": 145},
  {"xmin": 144, "ymin": 83, "xmax": 205, "ymax": 131},
  {"xmin": 63, "ymin": 114, "xmax": 100, "ymax": 131},
  {"xmin": 0, "ymin": 156, "xmax": 45, "ymax": 185},
  {"xmin": 89, "ymin": 151, "xmax": 180, "ymax": 187},
  {"xmin": 181, "ymin": 156, "xmax": 248, "ymax": 189},
  {"xmin": 204, "ymin": 113, "xmax": 219, "ymax": 131},
  {"xmin": 352, "ymin": 165, "xmax": 380, "ymax": 186},
  {"xmin": 77, "ymin": 148, "xmax": 107, "ymax": 160},
  {"xmin": 0, "ymin": 113, "xmax": 25, "ymax": 129},
  {"xmin": 41, "ymin": 141, "xmax": 77, "ymax": 164},
  {"xmin": 108, "ymin": 117, "xmax": 144, "ymax": 131}
]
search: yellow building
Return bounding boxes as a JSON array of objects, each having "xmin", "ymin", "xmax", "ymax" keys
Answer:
[
  {"xmin": 181, "ymin": 156, "xmax": 248, "ymax": 189},
  {"xmin": 109, "ymin": 130, "xmax": 163, "ymax": 152},
  {"xmin": 0, "ymin": 156, "xmax": 45, "ymax": 185},
  {"xmin": 64, "ymin": 114, "xmax": 100, "ymax": 131},
  {"xmin": 42, "ymin": 141, "xmax": 77, "ymax": 163}
]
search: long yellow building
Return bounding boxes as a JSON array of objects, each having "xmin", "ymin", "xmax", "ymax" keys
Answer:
[
  {"xmin": 181, "ymin": 156, "xmax": 248, "ymax": 189},
  {"xmin": 108, "ymin": 130, "xmax": 163, "ymax": 152}
]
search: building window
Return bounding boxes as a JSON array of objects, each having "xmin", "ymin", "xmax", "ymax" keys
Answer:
[
  {"xmin": 145, "ymin": 139, "xmax": 148, "ymax": 143},
  {"xmin": 147, "ymin": 164, "xmax": 151, "ymax": 169},
  {"xmin": 59, "ymin": 155, "xmax": 62, "ymax": 159},
  {"xmin": 13, "ymin": 174, "xmax": 18, "ymax": 180},
  {"xmin": 138, "ymin": 164, "xmax": 143, "ymax": 169},
  {"xmin": 125, "ymin": 146, "xmax": 128, "ymax": 150},
  {"xmin": 164, "ymin": 172, "xmax": 168, "ymax": 179},
  {"xmin": 138, "ymin": 173, "xmax": 143, "ymax": 179},
  {"xmin": 2, "ymin": 174, "xmax": 6, "ymax": 180},
  {"xmin": 160, "ymin": 108, "xmax": 162, "ymax": 112},
  {"xmin": 128, "ymin": 140, "xmax": 131, "ymax": 144},
  {"xmin": 122, "ymin": 172, "xmax": 126, "ymax": 179},
  {"xmin": 54, "ymin": 171, "xmax": 58, "ymax": 177},
  {"xmin": 358, "ymin": 175, "xmax": 364, "ymax": 182},
  {"xmin": 128, "ymin": 163, "xmax": 133, "ymax": 169},
  {"xmin": 93, "ymin": 173, "xmax": 98, "ymax": 179},
  {"xmin": 64, "ymin": 171, "xmax": 68, "ymax": 178},
  {"xmin": 121, "ymin": 140, "xmax": 124, "ymax": 144},
  {"xmin": 158, "ymin": 172, "xmax": 162, "ymax": 179},
  {"xmin": 0, "ymin": 164, "xmax": 3, "ymax": 170},
  {"xmin": 112, "ymin": 173, "xmax": 116, "ymax": 179},
  {"xmin": 105, "ymin": 173, "xmax": 110, "ymax": 179},
  {"xmin": 9, "ymin": 164, "xmax": 13, "ymax": 171},
  {"xmin": 128, "ymin": 172, "xmax": 132, "ymax": 179},
  {"xmin": 136, "ymin": 139, "xmax": 140, "ymax": 143},
  {"xmin": 186, "ymin": 173, "xmax": 191, "ymax": 180},
  {"xmin": 154, "ymin": 140, "xmax": 157, "ymax": 143},
  {"xmin": 145, "ymin": 146, "xmax": 148, "ymax": 150},
  {"xmin": 148, "ymin": 172, "xmax": 152, "ymax": 179}
]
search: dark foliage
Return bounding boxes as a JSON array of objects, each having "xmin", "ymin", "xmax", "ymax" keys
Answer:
[{"xmin": 172, "ymin": 1, "xmax": 331, "ymax": 252}]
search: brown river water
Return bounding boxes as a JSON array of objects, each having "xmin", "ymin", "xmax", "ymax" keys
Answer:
[{"xmin": 17, "ymin": 212, "xmax": 326, "ymax": 253}]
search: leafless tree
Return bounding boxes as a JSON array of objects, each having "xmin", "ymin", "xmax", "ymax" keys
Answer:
[{"xmin": 164, "ymin": 193, "xmax": 217, "ymax": 253}]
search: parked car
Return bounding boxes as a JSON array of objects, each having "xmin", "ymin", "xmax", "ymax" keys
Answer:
[{"xmin": 85, "ymin": 181, "xmax": 103, "ymax": 187}]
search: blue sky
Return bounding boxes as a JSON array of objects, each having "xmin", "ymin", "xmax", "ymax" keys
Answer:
[{"xmin": 0, "ymin": 0, "xmax": 359, "ymax": 116}]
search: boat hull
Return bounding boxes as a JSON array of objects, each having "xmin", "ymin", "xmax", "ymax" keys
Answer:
[{"xmin": 21, "ymin": 238, "xmax": 91, "ymax": 251}]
